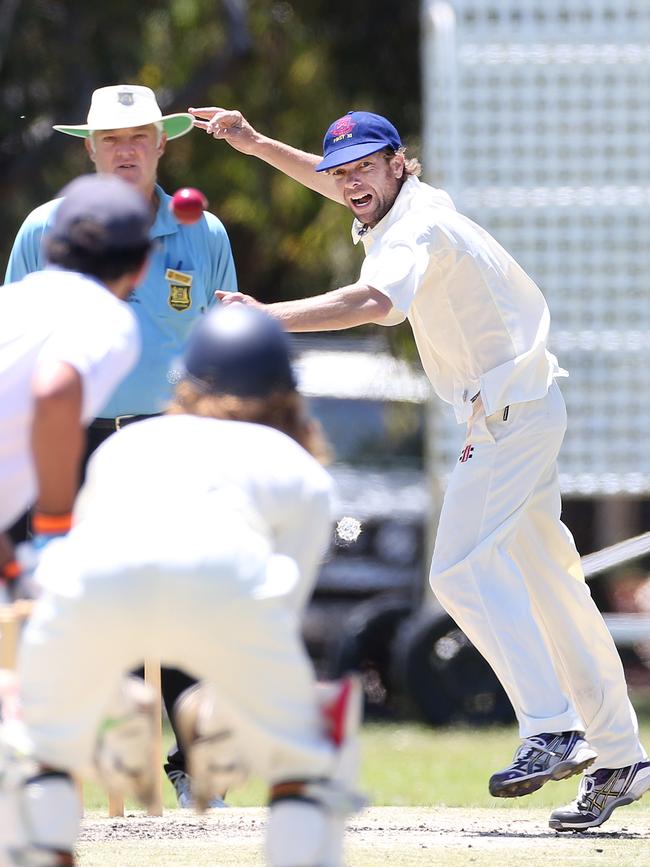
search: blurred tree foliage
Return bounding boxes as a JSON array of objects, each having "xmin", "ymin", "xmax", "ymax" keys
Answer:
[{"xmin": 0, "ymin": 0, "xmax": 422, "ymax": 356}]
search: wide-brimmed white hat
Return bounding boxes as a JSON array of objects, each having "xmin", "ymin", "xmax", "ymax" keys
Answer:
[{"xmin": 53, "ymin": 85, "xmax": 193, "ymax": 140}]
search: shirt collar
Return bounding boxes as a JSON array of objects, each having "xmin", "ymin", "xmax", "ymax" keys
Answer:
[
  {"xmin": 150, "ymin": 184, "xmax": 178, "ymax": 239},
  {"xmin": 351, "ymin": 175, "xmax": 421, "ymax": 246}
]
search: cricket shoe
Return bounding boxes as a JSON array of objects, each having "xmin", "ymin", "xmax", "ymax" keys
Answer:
[
  {"xmin": 489, "ymin": 731, "xmax": 597, "ymax": 798},
  {"xmin": 549, "ymin": 760, "xmax": 650, "ymax": 831},
  {"xmin": 167, "ymin": 769, "xmax": 227, "ymax": 810}
]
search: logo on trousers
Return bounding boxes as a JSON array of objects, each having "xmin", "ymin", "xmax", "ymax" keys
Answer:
[{"xmin": 458, "ymin": 444, "xmax": 474, "ymax": 463}]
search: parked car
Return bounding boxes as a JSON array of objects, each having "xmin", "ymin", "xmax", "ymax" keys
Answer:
[{"xmin": 293, "ymin": 335, "xmax": 514, "ymax": 724}]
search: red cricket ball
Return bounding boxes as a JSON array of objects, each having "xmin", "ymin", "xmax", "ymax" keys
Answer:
[{"xmin": 170, "ymin": 187, "xmax": 208, "ymax": 225}]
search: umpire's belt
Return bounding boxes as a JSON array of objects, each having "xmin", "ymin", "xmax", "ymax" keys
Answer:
[{"xmin": 90, "ymin": 414, "xmax": 161, "ymax": 432}]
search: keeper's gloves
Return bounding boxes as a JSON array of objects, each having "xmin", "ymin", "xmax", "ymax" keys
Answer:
[{"xmin": 0, "ymin": 513, "xmax": 73, "ymax": 601}]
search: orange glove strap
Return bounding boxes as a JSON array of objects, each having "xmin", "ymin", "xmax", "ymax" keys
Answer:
[
  {"xmin": 1, "ymin": 559, "xmax": 21, "ymax": 581},
  {"xmin": 32, "ymin": 512, "xmax": 73, "ymax": 535}
]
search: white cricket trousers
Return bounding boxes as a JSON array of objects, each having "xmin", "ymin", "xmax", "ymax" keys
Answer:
[
  {"xmin": 16, "ymin": 523, "xmax": 336, "ymax": 783},
  {"xmin": 430, "ymin": 381, "xmax": 646, "ymax": 771}
]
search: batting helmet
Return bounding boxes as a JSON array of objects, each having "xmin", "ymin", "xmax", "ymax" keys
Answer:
[{"xmin": 182, "ymin": 303, "xmax": 297, "ymax": 397}]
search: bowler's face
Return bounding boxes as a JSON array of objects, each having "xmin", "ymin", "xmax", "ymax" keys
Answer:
[
  {"xmin": 85, "ymin": 124, "xmax": 166, "ymax": 197},
  {"xmin": 328, "ymin": 152, "xmax": 404, "ymax": 227}
]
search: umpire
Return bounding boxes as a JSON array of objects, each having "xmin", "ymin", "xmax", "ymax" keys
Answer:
[{"xmin": 3, "ymin": 84, "xmax": 238, "ymax": 808}]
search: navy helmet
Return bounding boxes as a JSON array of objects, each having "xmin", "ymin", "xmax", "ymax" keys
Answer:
[
  {"xmin": 182, "ymin": 303, "xmax": 297, "ymax": 397},
  {"xmin": 51, "ymin": 174, "xmax": 153, "ymax": 253}
]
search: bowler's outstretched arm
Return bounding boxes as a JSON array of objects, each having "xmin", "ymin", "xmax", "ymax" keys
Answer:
[{"xmin": 189, "ymin": 107, "xmax": 343, "ymax": 204}]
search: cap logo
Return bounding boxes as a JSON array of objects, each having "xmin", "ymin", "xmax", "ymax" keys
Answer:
[
  {"xmin": 330, "ymin": 116, "xmax": 356, "ymax": 144},
  {"xmin": 117, "ymin": 91, "xmax": 135, "ymax": 106}
]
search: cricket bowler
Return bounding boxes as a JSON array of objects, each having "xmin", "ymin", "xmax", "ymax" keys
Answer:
[{"xmin": 189, "ymin": 105, "xmax": 650, "ymax": 830}]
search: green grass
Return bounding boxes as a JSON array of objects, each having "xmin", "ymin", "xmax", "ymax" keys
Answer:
[
  {"xmin": 359, "ymin": 717, "xmax": 650, "ymax": 810},
  {"xmin": 83, "ymin": 693, "xmax": 650, "ymax": 812},
  {"xmin": 78, "ymin": 699, "xmax": 650, "ymax": 866},
  {"xmin": 364, "ymin": 688, "xmax": 649, "ymax": 808}
]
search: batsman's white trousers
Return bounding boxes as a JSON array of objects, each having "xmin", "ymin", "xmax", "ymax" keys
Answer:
[
  {"xmin": 16, "ymin": 521, "xmax": 336, "ymax": 782},
  {"xmin": 430, "ymin": 381, "xmax": 647, "ymax": 771}
]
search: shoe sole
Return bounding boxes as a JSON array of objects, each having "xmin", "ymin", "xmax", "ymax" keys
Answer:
[
  {"xmin": 489, "ymin": 752, "xmax": 597, "ymax": 799},
  {"xmin": 548, "ymin": 771, "xmax": 650, "ymax": 831}
]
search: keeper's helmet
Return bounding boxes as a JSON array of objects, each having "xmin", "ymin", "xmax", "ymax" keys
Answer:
[{"xmin": 182, "ymin": 303, "xmax": 297, "ymax": 397}]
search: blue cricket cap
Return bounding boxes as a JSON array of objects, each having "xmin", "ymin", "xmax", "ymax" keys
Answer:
[
  {"xmin": 316, "ymin": 111, "xmax": 402, "ymax": 173},
  {"xmin": 182, "ymin": 304, "xmax": 297, "ymax": 398}
]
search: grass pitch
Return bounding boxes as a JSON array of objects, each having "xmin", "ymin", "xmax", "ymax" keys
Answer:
[
  {"xmin": 76, "ymin": 704, "xmax": 650, "ymax": 864},
  {"xmin": 77, "ymin": 807, "xmax": 650, "ymax": 867}
]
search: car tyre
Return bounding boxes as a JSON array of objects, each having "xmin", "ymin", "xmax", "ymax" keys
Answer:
[
  {"xmin": 389, "ymin": 608, "xmax": 515, "ymax": 726},
  {"xmin": 326, "ymin": 594, "xmax": 413, "ymax": 719}
]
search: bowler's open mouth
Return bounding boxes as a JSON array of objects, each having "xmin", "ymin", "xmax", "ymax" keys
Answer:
[{"xmin": 351, "ymin": 193, "xmax": 372, "ymax": 207}]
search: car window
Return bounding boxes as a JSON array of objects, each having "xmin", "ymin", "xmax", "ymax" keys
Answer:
[{"xmin": 308, "ymin": 397, "xmax": 425, "ymax": 469}]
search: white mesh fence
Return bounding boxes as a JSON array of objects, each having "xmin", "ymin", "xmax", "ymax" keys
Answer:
[{"xmin": 422, "ymin": 0, "xmax": 650, "ymax": 494}]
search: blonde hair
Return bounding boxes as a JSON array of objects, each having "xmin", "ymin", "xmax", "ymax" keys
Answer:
[
  {"xmin": 167, "ymin": 382, "xmax": 331, "ymax": 464},
  {"xmin": 384, "ymin": 146, "xmax": 422, "ymax": 177}
]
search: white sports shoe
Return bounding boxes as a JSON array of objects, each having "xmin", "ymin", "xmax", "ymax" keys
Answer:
[
  {"xmin": 489, "ymin": 731, "xmax": 597, "ymax": 798},
  {"xmin": 549, "ymin": 760, "xmax": 650, "ymax": 831},
  {"xmin": 167, "ymin": 769, "xmax": 227, "ymax": 810}
]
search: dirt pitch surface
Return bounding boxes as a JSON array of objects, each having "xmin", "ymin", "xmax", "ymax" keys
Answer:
[{"xmin": 78, "ymin": 806, "xmax": 650, "ymax": 867}]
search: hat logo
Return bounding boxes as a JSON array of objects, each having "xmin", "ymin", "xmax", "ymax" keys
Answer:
[
  {"xmin": 330, "ymin": 116, "xmax": 356, "ymax": 139},
  {"xmin": 117, "ymin": 92, "xmax": 135, "ymax": 106}
]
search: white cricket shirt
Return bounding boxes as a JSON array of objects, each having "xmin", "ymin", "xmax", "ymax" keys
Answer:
[
  {"xmin": 0, "ymin": 269, "xmax": 140, "ymax": 529},
  {"xmin": 356, "ymin": 176, "xmax": 565, "ymax": 422},
  {"xmin": 72, "ymin": 415, "xmax": 334, "ymax": 610}
]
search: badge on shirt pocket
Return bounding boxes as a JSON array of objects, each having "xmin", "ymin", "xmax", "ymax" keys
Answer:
[{"xmin": 165, "ymin": 268, "xmax": 193, "ymax": 311}]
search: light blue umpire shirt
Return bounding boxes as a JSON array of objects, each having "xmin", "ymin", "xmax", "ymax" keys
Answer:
[{"xmin": 3, "ymin": 183, "xmax": 238, "ymax": 417}]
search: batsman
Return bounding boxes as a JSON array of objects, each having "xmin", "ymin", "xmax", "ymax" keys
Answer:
[{"xmin": 190, "ymin": 104, "xmax": 650, "ymax": 831}]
